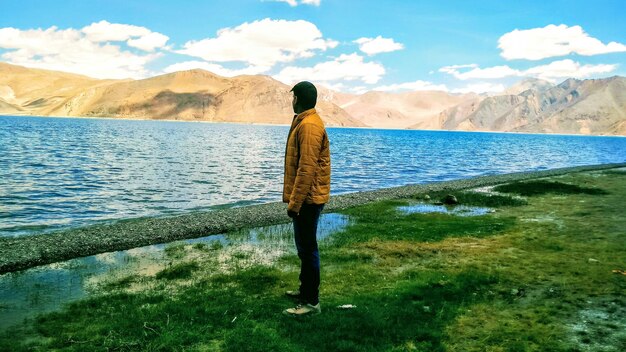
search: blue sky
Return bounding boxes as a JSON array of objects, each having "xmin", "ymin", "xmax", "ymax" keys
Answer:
[{"xmin": 1, "ymin": 0, "xmax": 625, "ymax": 93}]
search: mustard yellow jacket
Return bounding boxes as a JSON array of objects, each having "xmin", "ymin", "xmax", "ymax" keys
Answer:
[{"xmin": 283, "ymin": 108, "xmax": 331, "ymax": 213}]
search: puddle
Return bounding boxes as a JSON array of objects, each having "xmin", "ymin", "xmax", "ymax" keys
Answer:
[
  {"xmin": 193, "ymin": 213, "xmax": 351, "ymax": 271},
  {"xmin": 247, "ymin": 212, "xmax": 351, "ymax": 243},
  {"xmin": 0, "ymin": 213, "xmax": 351, "ymax": 330},
  {"xmin": 397, "ymin": 203, "xmax": 493, "ymax": 216}
]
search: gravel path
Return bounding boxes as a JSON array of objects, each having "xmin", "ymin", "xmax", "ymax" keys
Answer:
[{"xmin": 1, "ymin": 162, "xmax": 624, "ymax": 274}]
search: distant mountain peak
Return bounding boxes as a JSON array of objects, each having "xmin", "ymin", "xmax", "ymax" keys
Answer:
[
  {"xmin": 557, "ymin": 77, "xmax": 583, "ymax": 89},
  {"xmin": 504, "ymin": 77, "xmax": 554, "ymax": 95},
  {"xmin": 164, "ymin": 68, "xmax": 224, "ymax": 79}
]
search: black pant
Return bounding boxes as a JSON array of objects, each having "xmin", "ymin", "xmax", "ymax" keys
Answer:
[{"xmin": 292, "ymin": 203, "xmax": 324, "ymax": 305}]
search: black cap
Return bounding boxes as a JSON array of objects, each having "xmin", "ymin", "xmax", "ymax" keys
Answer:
[{"xmin": 290, "ymin": 81, "xmax": 317, "ymax": 110}]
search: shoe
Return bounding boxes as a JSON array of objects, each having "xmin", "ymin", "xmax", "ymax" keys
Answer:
[
  {"xmin": 283, "ymin": 303, "xmax": 321, "ymax": 316},
  {"xmin": 285, "ymin": 290, "xmax": 301, "ymax": 299}
]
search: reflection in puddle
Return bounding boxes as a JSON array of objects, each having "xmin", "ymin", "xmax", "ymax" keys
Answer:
[
  {"xmin": 247, "ymin": 212, "xmax": 350, "ymax": 243},
  {"xmin": 0, "ymin": 213, "xmax": 351, "ymax": 330},
  {"xmin": 397, "ymin": 203, "xmax": 493, "ymax": 216}
]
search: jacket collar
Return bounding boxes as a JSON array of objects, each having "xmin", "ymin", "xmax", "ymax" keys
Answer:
[{"xmin": 292, "ymin": 108, "xmax": 317, "ymax": 125}]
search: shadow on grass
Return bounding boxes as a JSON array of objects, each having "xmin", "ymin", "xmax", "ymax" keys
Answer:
[
  {"xmin": 493, "ymin": 180, "xmax": 609, "ymax": 197},
  {"xmin": 602, "ymin": 169, "xmax": 626, "ymax": 176},
  {"xmin": 272, "ymin": 269, "xmax": 500, "ymax": 352}
]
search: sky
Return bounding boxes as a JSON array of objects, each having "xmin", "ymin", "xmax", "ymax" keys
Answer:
[{"xmin": 1, "ymin": 0, "xmax": 625, "ymax": 94}]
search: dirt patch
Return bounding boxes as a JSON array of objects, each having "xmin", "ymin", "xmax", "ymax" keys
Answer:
[{"xmin": 568, "ymin": 298, "xmax": 626, "ymax": 351}]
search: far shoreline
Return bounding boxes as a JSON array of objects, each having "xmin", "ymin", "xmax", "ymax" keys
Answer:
[{"xmin": 2, "ymin": 113, "xmax": 625, "ymax": 138}]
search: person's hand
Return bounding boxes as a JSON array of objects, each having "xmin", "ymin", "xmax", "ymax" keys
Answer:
[{"xmin": 287, "ymin": 210, "xmax": 299, "ymax": 218}]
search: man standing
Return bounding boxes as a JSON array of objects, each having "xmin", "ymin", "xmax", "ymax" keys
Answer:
[{"xmin": 282, "ymin": 81, "xmax": 331, "ymax": 316}]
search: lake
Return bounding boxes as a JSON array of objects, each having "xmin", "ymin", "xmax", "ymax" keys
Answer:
[{"xmin": 1, "ymin": 115, "xmax": 625, "ymax": 237}]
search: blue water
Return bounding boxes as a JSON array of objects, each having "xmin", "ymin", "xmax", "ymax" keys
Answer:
[{"xmin": 1, "ymin": 115, "xmax": 625, "ymax": 237}]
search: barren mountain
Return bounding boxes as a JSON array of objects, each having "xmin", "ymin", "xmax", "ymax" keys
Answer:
[
  {"xmin": 1, "ymin": 62, "xmax": 624, "ymax": 135},
  {"xmin": 0, "ymin": 63, "xmax": 364, "ymax": 127},
  {"xmin": 524, "ymin": 77, "xmax": 626, "ymax": 135},
  {"xmin": 439, "ymin": 76, "xmax": 626, "ymax": 135},
  {"xmin": 0, "ymin": 62, "xmax": 119, "ymax": 115},
  {"xmin": 435, "ymin": 96, "xmax": 485, "ymax": 131},
  {"xmin": 335, "ymin": 90, "xmax": 474, "ymax": 129}
]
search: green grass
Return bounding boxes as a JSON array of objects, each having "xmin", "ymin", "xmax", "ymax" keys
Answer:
[
  {"xmin": 1, "ymin": 170, "xmax": 625, "ymax": 351},
  {"xmin": 493, "ymin": 180, "xmax": 609, "ymax": 196},
  {"xmin": 163, "ymin": 243, "xmax": 187, "ymax": 259}
]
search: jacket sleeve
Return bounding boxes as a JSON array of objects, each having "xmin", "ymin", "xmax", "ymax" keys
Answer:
[{"xmin": 288, "ymin": 122, "xmax": 324, "ymax": 213}]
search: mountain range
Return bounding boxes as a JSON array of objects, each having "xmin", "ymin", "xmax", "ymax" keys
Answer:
[{"xmin": 1, "ymin": 62, "xmax": 624, "ymax": 135}]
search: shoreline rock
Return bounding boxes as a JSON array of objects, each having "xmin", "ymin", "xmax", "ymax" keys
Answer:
[{"xmin": 1, "ymin": 162, "xmax": 624, "ymax": 274}]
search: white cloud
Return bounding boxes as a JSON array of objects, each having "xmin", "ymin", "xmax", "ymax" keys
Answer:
[
  {"xmin": 440, "ymin": 64, "xmax": 479, "ymax": 71},
  {"xmin": 178, "ymin": 19, "xmax": 337, "ymax": 67},
  {"xmin": 271, "ymin": 0, "xmax": 320, "ymax": 6},
  {"xmin": 82, "ymin": 20, "xmax": 169, "ymax": 52},
  {"xmin": 439, "ymin": 64, "xmax": 521, "ymax": 80},
  {"xmin": 275, "ymin": 0, "xmax": 298, "ymax": 5},
  {"xmin": 274, "ymin": 53, "xmax": 386, "ymax": 85},
  {"xmin": 499, "ymin": 24, "xmax": 626, "ymax": 60},
  {"xmin": 162, "ymin": 60, "xmax": 270, "ymax": 77},
  {"xmin": 524, "ymin": 59, "xmax": 618, "ymax": 82},
  {"xmin": 354, "ymin": 36, "xmax": 404, "ymax": 55},
  {"xmin": 0, "ymin": 25, "xmax": 163, "ymax": 79},
  {"xmin": 451, "ymin": 83, "xmax": 506, "ymax": 94},
  {"xmin": 439, "ymin": 60, "xmax": 618, "ymax": 82},
  {"xmin": 127, "ymin": 32, "xmax": 169, "ymax": 52},
  {"xmin": 82, "ymin": 20, "xmax": 150, "ymax": 42},
  {"xmin": 374, "ymin": 80, "xmax": 448, "ymax": 92}
]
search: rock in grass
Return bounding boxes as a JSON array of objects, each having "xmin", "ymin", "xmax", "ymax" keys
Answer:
[
  {"xmin": 510, "ymin": 288, "xmax": 526, "ymax": 297},
  {"xmin": 337, "ymin": 304, "xmax": 357, "ymax": 309},
  {"xmin": 443, "ymin": 194, "xmax": 458, "ymax": 205}
]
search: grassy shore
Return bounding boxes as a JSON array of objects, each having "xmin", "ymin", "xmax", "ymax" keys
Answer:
[
  {"xmin": 2, "ymin": 168, "xmax": 625, "ymax": 351},
  {"xmin": 2, "ymin": 163, "xmax": 624, "ymax": 274}
]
